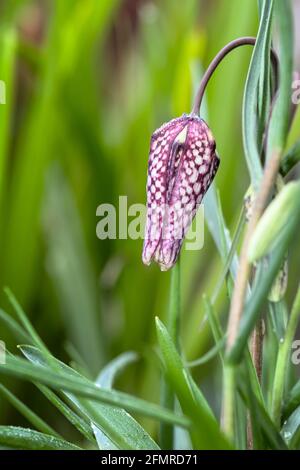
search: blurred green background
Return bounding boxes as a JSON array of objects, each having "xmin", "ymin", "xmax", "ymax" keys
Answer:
[{"xmin": 1, "ymin": 0, "xmax": 297, "ymax": 440}]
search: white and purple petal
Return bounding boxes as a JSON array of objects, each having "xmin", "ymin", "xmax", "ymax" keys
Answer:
[{"xmin": 143, "ymin": 114, "xmax": 219, "ymax": 270}]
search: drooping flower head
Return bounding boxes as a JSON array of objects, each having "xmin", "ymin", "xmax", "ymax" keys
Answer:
[{"xmin": 142, "ymin": 113, "xmax": 219, "ymax": 271}]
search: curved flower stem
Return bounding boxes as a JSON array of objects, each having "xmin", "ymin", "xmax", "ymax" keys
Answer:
[{"xmin": 191, "ymin": 37, "xmax": 279, "ymax": 116}]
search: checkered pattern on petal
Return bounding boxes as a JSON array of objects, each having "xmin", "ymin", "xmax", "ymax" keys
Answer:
[{"xmin": 143, "ymin": 114, "xmax": 219, "ymax": 271}]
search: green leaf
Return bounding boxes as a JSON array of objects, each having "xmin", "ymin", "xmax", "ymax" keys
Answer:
[
  {"xmin": 257, "ymin": 0, "xmax": 264, "ymax": 17},
  {"xmin": 0, "ymin": 309, "xmax": 30, "ymax": 344},
  {"xmin": 0, "ymin": 426, "xmax": 81, "ymax": 450},
  {"xmin": 186, "ymin": 338, "xmax": 225, "ymax": 368},
  {"xmin": 280, "ymin": 140, "xmax": 300, "ymax": 176},
  {"xmin": 204, "ymin": 296, "xmax": 265, "ymax": 411},
  {"xmin": 284, "ymin": 381, "xmax": 300, "ymax": 421},
  {"xmin": 242, "ymin": 0, "xmax": 274, "ymax": 188},
  {"xmin": 0, "ymin": 354, "xmax": 189, "ymax": 428},
  {"xmin": 228, "ymin": 210, "xmax": 300, "ymax": 364},
  {"xmin": 0, "ymin": 27, "xmax": 16, "ymax": 207},
  {"xmin": 271, "ymin": 285, "xmax": 300, "ymax": 426},
  {"xmin": 18, "ymin": 345, "xmax": 164, "ymax": 450},
  {"xmin": 92, "ymin": 352, "xmax": 159, "ymax": 451},
  {"xmin": 4, "ymin": 288, "xmax": 53, "ymax": 364},
  {"xmin": 239, "ymin": 376, "xmax": 287, "ymax": 450},
  {"xmin": 281, "ymin": 407, "xmax": 300, "ymax": 448},
  {"xmin": 95, "ymin": 352, "xmax": 138, "ymax": 389},
  {"xmin": 4, "ymin": 286, "xmax": 161, "ymax": 449},
  {"xmin": 203, "ymin": 296, "xmax": 265, "ymax": 444},
  {"xmin": 42, "ymin": 168, "xmax": 105, "ymax": 374},
  {"xmin": 156, "ymin": 317, "xmax": 231, "ymax": 450},
  {"xmin": 257, "ymin": 1, "xmax": 273, "ymax": 143},
  {"xmin": 0, "ymin": 384, "xmax": 60, "ymax": 438},
  {"xmin": 0, "ymin": 309, "xmax": 95, "ymax": 444},
  {"xmin": 0, "ymin": 348, "xmax": 185, "ymax": 436},
  {"xmin": 266, "ymin": 0, "xmax": 294, "ymax": 158},
  {"xmin": 24, "ymin": 346, "xmax": 159, "ymax": 450},
  {"xmin": 203, "ymin": 295, "xmax": 224, "ymax": 347},
  {"xmin": 204, "ymin": 185, "xmax": 240, "ymax": 283},
  {"xmin": 248, "ymin": 182, "xmax": 300, "ymax": 262},
  {"xmin": 36, "ymin": 384, "xmax": 96, "ymax": 445},
  {"xmin": 211, "ymin": 208, "xmax": 245, "ymax": 304}
]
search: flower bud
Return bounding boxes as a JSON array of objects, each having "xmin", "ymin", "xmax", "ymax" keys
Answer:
[
  {"xmin": 142, "ymin": 114, "xmax": 219, "ymax": 271},
  {"xmin": 248, "ymin": 182, "xmax": 300, "ymax": 263}
]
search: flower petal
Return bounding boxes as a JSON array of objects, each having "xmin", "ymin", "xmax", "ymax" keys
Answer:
[
  {"xmin": 143, "ymin": 114, "xmax": 219, "ymax": 270},
  {"xmin": 155, "ymin": 117, "xmax": 219, "ymax": 270},
  {"xmin": 142, "ymin": 116, "xmax": 188, "ymax": 265}
]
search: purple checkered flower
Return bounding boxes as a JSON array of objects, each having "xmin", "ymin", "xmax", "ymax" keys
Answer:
[{"xmin": 142, "ymin": 113, "xmax": 219, "ymax": 271}]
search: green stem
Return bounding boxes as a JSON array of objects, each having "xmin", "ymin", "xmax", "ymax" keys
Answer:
[
  {"xmin": 167, "ymin": 258, "xmax": 181, "ymax": 348},
  {"xmin": 160, "ymin": 258, "xmax": 181, "ymax": 449},
  {"xmin": 271, "ymin": 285, "xmax": 300, "ymax": 426},
  {"xmin": 222, "ymin": 363, "xmax": 236, "ymax": 443}
]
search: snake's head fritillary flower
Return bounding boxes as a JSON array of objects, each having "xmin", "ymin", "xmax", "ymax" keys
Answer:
[{"xmin": 142, "ymin": 113, "xmax": 219, "ymax": 271}]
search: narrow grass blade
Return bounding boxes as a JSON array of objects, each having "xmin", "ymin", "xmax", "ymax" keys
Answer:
[
  {"xmin": 242, "ymin": 0, "xmax": 274, "ymax": 188},
  {"xmin": 204, "ymin": 296, "xmax": 264, "ymax": 407},
  {"xmin": 266, "ymin": 0, "xmax": 294, "ymax": 159},
  {"xmin": 211, "ymin": 208, "xmax": 245, "ymax": 304},
  {"xmin": 271, "ymin": 285, "xmax": 300, "ymax": 426},
  {"xmin": 4, "ymin": 288, "xmax": 55, "ymax": 368},
  {"xmin": 248, "ymin": 182, "xmax": 300, "ymax": 262},
  {"xmin": 239, "ymin": 377, "xmax": 288, "ymax": 450},
  {"xmin": 283, "ymin": 379, "xmax": 300, "ymax": 421},
  {"xmin": 43, "ymin": 168, "xmax": 105, "ymax": 373},
  {"xmin": 92, "ymin": 352, "xmax": 159, "ymax": 451},
  {"xmin": 228, "ymin": 212, "xmax": 300, "ymax": 364},
  {"xmin": 95, "ymin": 352, "xmax": 138, "ymax": 389},
  {"xmin": 0, "ymin": 353, "xmax": 189, "ymax": 429},
  {"xmin": 203, "ymin": 295, "xmax": 224, "ymax": 346},
  {"xmin": 0, "ymin": 384, "xmax": 59, "ymax": 438},
  {"xmin": 205, "ymin": 185, "xmax": 239, "ymax": 280},
  {"xmin": 186, "ymin": 338, "xmax": 226, "ymax": 368},
  {"xmin": 0, "ymin": 426, "xmax": 81, "ymax": 450},
  {"xmin": 21, "ymin": 345, "xmax": 160, "ymax": 450},
  {"xmin": 280, "ymin": 140, "xmax": 300, "ymax": 176},
  {"xmin": 257, "ymin": 1, "xmax": 272, "ymax": 143},
  {"xmin": 281, "ymin": 407, "xmax": 300, "ymax": 449},
  {"xmin": 156, "ymin": 317, "xmax": 231, "ymax": 450},
  {"xmin": 0, "ymin": 309, "xmax": 30, "ymax": 344},
  {"xmin": 36, "ymin": 384, "xmax": 96, "ymax": 445},
  {"xmin": 0, "ymin": 27, "xmax": 16, "ymax": 207},
  {"xmin": 257, "ymin": 0, "xmax": 264, "ymax": 16}
]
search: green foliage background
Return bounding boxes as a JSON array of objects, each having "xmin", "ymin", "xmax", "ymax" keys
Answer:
[{"xmin": 0, "ymin": 0, "xmax": 299, "ymax": 446}]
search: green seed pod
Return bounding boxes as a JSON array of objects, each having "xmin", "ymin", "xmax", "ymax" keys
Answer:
[
  {"xmin": 244, "ymin": 177, "xmax": 284, "ymax": 224},
  {"xmin": 248, "ymin": 181, "xmax": 300, "ymax": 263}
]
